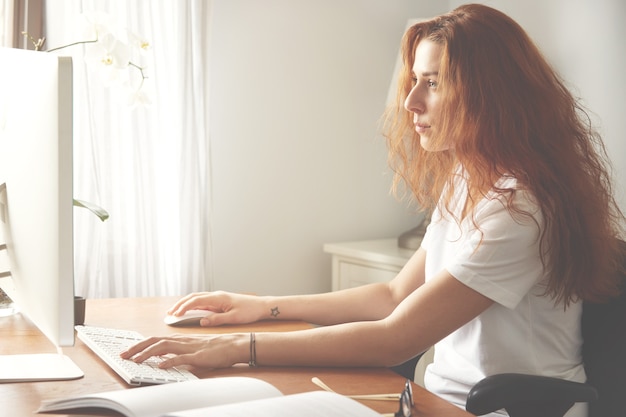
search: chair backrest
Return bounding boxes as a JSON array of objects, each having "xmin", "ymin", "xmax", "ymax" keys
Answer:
[{"xmin": 581, "ymin": 240, "xmax": 626, "ymax": 417}]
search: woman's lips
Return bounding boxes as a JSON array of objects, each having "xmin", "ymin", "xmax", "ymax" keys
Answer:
[{"xmin": 415, "ymin": 123, "xmax": 430, "ymax": 133}]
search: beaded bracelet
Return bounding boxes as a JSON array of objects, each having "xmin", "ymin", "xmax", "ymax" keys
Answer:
[{"xmin": 249, "ymin": 332, "xmax": 257, "ymax": 367}]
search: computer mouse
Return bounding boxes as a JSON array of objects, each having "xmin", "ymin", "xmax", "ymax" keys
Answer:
[{"xmin": 163, "ymin": 309, "xmax": 214, "ymax": 326}]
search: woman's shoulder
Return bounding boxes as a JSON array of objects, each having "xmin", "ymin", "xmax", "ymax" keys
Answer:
[{"xmin": 479, "ymin": 175, "xmax": 540, "ymax": 217}]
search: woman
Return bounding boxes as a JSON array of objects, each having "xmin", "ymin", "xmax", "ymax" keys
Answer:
[{"xmin": 122, "ymin": 4, "xmax": 624, "ymax": 416}]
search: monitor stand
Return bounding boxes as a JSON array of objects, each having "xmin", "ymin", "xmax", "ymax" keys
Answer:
[{"xmin": 0, "ymin": 353, "xmax": 84, "ymax": 382}]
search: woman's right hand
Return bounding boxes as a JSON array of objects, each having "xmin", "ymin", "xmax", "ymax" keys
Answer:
[{"xmin": 167, "ymin": 291, "xmax": 269, "ymax": 327}]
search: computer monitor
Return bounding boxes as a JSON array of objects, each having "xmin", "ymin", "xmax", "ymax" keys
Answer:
[{"xmin": 0, "ymin": 47, "xmax": 83, "ymax": 381}]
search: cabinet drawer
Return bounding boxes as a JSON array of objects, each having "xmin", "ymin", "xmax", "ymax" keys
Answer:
[{"xmin": 337, "ymin": 260, "xmax": 400, "ymax": 288}]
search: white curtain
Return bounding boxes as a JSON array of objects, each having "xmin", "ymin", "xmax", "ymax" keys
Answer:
[{"xmin": 45, "ymin": 1, "xmax": 212, "ymax": 298}]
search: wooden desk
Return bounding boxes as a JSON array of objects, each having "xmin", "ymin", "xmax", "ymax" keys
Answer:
[{"xmin": 1, "ymin": 297, "xmax": 473, "ymax": 417}]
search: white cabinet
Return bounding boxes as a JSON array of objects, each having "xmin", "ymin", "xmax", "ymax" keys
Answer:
[{"xmin": 323, "ymin": 239, "xmax": 415, "ymax": 291}]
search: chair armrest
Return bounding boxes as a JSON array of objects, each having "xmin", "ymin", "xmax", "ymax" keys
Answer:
[{"xmin": 466, "ymin": 373, "xmax": 598, "ymax": 417}]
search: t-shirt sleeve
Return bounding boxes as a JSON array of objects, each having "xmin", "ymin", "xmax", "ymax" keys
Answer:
[{"xmin": 445, "ymin": 192, "xmax": 544, "ymax": 310}]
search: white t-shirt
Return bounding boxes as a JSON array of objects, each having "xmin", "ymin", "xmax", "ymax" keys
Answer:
[{"xmin": 421, "ymin": 174, "xmax": 586, "ymax": 417}]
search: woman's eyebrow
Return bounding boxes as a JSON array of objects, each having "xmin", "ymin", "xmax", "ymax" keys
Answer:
[{"xmin": 412, "ymin": 69, "xmax": 439, "ymax": 77}]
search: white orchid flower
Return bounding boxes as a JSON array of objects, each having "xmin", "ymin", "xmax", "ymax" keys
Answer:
[
  {"xmin": 125, "ymin": 83, "xmax": 153, "ymax": 109},
  {"xmin": 84, "ymin": 33, "xmax": 131, "ymax": 86},
  {"xmin": 128, "ymin": 30, "xmax": 151, "ymax": 55}
]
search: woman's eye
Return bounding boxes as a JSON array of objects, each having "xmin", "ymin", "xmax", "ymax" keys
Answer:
[{"xmin": 428, "ymin": 80, "xmax": 438, "ymax": 88}]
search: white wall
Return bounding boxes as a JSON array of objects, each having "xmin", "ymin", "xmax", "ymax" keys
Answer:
[
  {"xmin": 447, "ymin": 0, "xmax": 626, "ymax": 214},
  {"xmin": 209, "ymin": 0, "xmax": 444, "ymax": 295}
]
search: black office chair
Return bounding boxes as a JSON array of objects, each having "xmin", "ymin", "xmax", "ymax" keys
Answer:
[
  {"xmin": 390, "ymin": 353, "xmax": 424, "ymax": 380},
  {"xmin": 466, "ymin": 241, "xmax": 626, "ymax": 417}
]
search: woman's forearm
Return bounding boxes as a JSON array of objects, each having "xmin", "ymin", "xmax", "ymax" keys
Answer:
[
  {"xmin": 259, "ymin": 282, "xmax": 398, "ymax": 326},
  {"xmin": 252, "ymin": 320, "xmax": 416, "ymax": 368}
]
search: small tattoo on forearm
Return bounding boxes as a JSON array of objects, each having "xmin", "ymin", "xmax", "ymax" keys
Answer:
[{"xmin": 270, "ymin": 306, "xmax": 280, "ymax": 318}]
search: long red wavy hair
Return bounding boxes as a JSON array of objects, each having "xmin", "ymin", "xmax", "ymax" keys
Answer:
[{"xmin": 383, "ymin": 4, "xmax": 624, "ymax": 305}]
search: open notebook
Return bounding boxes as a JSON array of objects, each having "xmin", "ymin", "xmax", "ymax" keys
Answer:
[{"xmin": 38, "ymin": 376, "xmax": 383, "ymax": 417}]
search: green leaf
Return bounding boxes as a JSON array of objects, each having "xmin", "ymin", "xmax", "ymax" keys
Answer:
[{"xmin": 73, "ymin": 199, "xmax": 109, "ymax": 222}]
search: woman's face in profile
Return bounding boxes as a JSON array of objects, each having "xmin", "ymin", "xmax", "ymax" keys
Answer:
[{"xmin": 404, "ymin": 40, "xmax": 451, "ymax": 152}]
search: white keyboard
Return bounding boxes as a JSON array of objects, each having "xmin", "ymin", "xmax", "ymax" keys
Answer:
[{"xmin": 75, "ymin": 325, "xmax": 198, "ymax": 386}]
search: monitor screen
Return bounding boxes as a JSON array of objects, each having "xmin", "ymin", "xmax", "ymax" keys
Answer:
[{"xmin": 0, "ymin": 47, "xmax": 82, "ymax": 381}]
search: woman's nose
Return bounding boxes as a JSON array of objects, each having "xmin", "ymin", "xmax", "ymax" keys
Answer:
[{"xmin": 404, "ymin": 86, "xmax": 424, "ymax": 114}]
